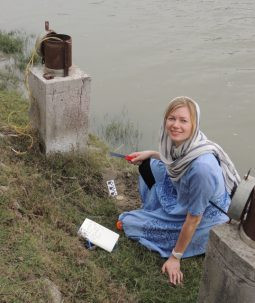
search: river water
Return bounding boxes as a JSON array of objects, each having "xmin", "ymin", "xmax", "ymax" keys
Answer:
[{"xmin": 1, "ymin": 0, "xmax": 255, "ymax": 175}]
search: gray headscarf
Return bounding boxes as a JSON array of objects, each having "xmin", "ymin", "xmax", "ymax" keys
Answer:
[{"xmin": 159, "ymin": 96, "xmax": 240, "ymax": 196}]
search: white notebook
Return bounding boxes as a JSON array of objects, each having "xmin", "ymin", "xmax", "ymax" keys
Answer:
[{"xmin": 78, "ymin": 218, "xmax": 119, "ymax": 253}]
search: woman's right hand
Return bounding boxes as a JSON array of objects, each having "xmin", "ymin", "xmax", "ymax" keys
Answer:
[
  {"xmin": 162, "ymin": 256, "xmax": 183, "ymax": 286},
  {"xmin": 127, "ymin": 150, "xmax": 160, "ymax": 165}
]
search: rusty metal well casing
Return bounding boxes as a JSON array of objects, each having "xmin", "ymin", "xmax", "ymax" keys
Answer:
[
  {"xmin": 41, "ymin": 33, "xmax": 72, "ymax": 76},
  {"xmin": 227, "ymin": 175, "xmax": 255, "ymax": 220},
  {"xmin": 242, "ymin": 190, "xmax": 255, "ymax": 241}
]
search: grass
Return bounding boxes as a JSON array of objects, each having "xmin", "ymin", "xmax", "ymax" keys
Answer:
[
  {"xmin": 0, "ymin": 69, "xmax": 19, "ymax": 92},
  {"xmin": 0, "ymin": 31, "xmax": 24, "ymax": 54},
  {"xmin": 0, "ymin": 30, "xmax": 39, "ymax": 69},
  {"xmin": 0, "ymin": 90, "xmax": 204, "ymax": 302},
  {"xmin": 93, "ymin": 109, "xmax": 142, "ymax": 154},
  {"xmin": 0, "ymin": 30, "xmax": 40, "ymax": 92}
]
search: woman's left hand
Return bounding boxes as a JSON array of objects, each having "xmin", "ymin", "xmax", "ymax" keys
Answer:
[{"xmin": 162, "ymin": 256, "xmax": 183, "ymax": 285}]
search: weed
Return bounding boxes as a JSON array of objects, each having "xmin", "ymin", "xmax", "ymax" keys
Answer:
[
  {"xmin": 93, "ymin": 108, "xmax": 142, "ymax": 154},
  {"xmin": 0, "ymin": 69, "xmax": 19, "ymax": 91},
  {"xmin": 0, "ymin": 30, "xmax": 39, "ymax": 68},
  {"xmin": 0, "ymin": 31, "xmax": 24, "ymax": 54},
  {"xmin": 0, "ymin": 30, "xmax": 40, "ymax": 94}
]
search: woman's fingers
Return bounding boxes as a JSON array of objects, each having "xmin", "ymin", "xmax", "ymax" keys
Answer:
[
  {"xmin": 130, "ymin": 157, "xmax": 143, "ymax": 165},
  {"xmin": 128, "ymin": 152, "xmax": 141, "ymax": 159},
  {"xmin": 177, "ymin": 271, "xmax": 183, "ymax": 284},
  {"xmin": 161, "ymin": 263, "xmax": 166, "ymax": 274},
  {"xmin": 127, "ymin": 152, "xmax": 142, "ymax": 164},
  {"xmin": 128, "ymin": 150, "xmax": 153, "ymax": 163},
  {"xmin": 169, "ymin": 270, "xmax": 183, "ymax": 285},
  {"xmin": 170, "ymin": 271, "xmax": 176, "ymax": 285},
  {"xmin": 161, "ymin": 258, "xmax": 183, "ymax": 286},
  {"xmin": 180, "ymin": 271, "xmax": 184, "ymax": 283},
  {"xmin": 128, "ymin": 159, "xmax": 142, "ymax": 165}
]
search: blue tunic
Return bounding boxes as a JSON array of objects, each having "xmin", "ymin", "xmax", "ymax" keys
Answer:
[{"xmin": 119, "ymin": 153, "xmax": 230, "ymax": 258}]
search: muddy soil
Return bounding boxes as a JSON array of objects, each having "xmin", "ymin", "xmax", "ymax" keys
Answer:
[{"xmin": 102, "ymin": 167, "xmax": 141, "ymax": 213}]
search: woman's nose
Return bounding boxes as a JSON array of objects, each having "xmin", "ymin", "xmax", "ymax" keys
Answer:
[{"xmin": 172, "ymin": 119, "xmax": 180, "ymax": 128}]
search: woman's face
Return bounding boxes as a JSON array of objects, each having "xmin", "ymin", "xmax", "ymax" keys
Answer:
[{"xmin": 165, "ymin": 106, "xmax": 193, "ymax": 146}]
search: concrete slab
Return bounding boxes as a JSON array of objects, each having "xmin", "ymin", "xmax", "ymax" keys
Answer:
[
  {"xmin": 198, "ymin": 222, "xmax": 255, "ymax": 303},
  {"xmin": 28, "ymin": 66, "xmax": 91, "ymax": 154}
]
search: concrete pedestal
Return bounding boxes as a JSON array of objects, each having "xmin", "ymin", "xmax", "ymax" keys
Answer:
[
  {"xmin": 198, "ymin": 223, "xmax": 255, "ymax": 303},
  {"xmin": 28, "ymin": 66, "xmax": 91, "ymax": 154}
]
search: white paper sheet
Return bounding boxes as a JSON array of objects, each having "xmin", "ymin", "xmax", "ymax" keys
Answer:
[{"xmin": 78, "ymin": 218, "xmax": 119, "ymax": 253}]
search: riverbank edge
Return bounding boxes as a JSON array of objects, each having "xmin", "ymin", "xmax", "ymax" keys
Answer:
[{"xmin": 0, "ymin": 90, "xmax": 203, "ymax": 302}]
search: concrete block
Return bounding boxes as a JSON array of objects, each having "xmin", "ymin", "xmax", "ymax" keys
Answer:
[
  {"xmin": 198, "ymin": 222, "xmax": 255, "ymax": 303},
  {"xmin": 28, "ymin": 66, "xmax": 91, "ymax": 154}
]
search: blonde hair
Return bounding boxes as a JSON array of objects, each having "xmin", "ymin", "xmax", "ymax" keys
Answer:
[{"xmin": 164, "ymin": 96, "xmax": 197, "ymax": 137}]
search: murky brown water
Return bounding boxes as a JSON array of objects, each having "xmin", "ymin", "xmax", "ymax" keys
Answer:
[{"xmin": 1, "ymin": 0, "xmax": 255, "ymax": 175}]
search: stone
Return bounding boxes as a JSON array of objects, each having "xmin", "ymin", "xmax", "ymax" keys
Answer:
[
  {"xmin": 0, "ymin": 161, "xmax": 10, "ymax": 170},
  {"xmin": 28, "ymin": 66, "xmax": 91, "ymax": 154},
  {"xmin": 11, "ymin": 200, "xmax": 22, "ymax": 210},
  {"xmin": 116, "ymin": 195, "xmax": 124, "ymax": 200},
  {"xmin": 0, "ymin": 185, "xmax": 9, "ymax": 192},
  {"xmin": 42, "ymin": 278, "xmax": 63, "ymax": 303},
  {"xmin": 198, "ymin": 222, "xmax": 255, "ymax": 303}
]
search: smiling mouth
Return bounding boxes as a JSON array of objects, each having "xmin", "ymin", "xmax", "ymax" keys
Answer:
[{"xmin": 170, "ymin": 130, "xmax": 182, "ymax": 135}]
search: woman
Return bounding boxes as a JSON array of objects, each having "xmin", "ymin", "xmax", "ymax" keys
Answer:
[{"xmin": 118, "ymin": 96, "xmax": 240, "ymax": 285}]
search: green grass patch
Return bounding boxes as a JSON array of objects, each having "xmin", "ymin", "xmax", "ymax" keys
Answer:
[
  {"xmin": 0, "ymin": 90, "xmax": 29, "ymax": 124},
  {"xmin": 0, "ymin": 31, "xmax": 24, "ymax": 54},
  {"xmin": 0, "ymin": 89, "xmax": 204, "ymax": 302},
  {"xmin": 0, "ymin": 30, "xmax": 40, "ymax": 93},
  {"xmin": 0, "ymin": 30, "xmax": 39, "ymax": 68}
]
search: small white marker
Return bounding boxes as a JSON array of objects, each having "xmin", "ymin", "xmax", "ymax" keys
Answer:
[{"xmin": 106, "ymin": 179, "xmax": 118, "ymax": 197}]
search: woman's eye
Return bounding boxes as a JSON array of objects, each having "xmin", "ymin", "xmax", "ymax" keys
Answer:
[
  {"xmin": 168, "ymin": 117, "xmax": 175, "ymax": 121},
  {"xmin": 181, "ymin": 119, "xmax": 188, "ymax": 123}
]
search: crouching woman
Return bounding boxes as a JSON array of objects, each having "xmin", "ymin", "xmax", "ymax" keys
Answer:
[{"xmin": 118, "ymin": 96, "xmax": 240, "ymax": 285}]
